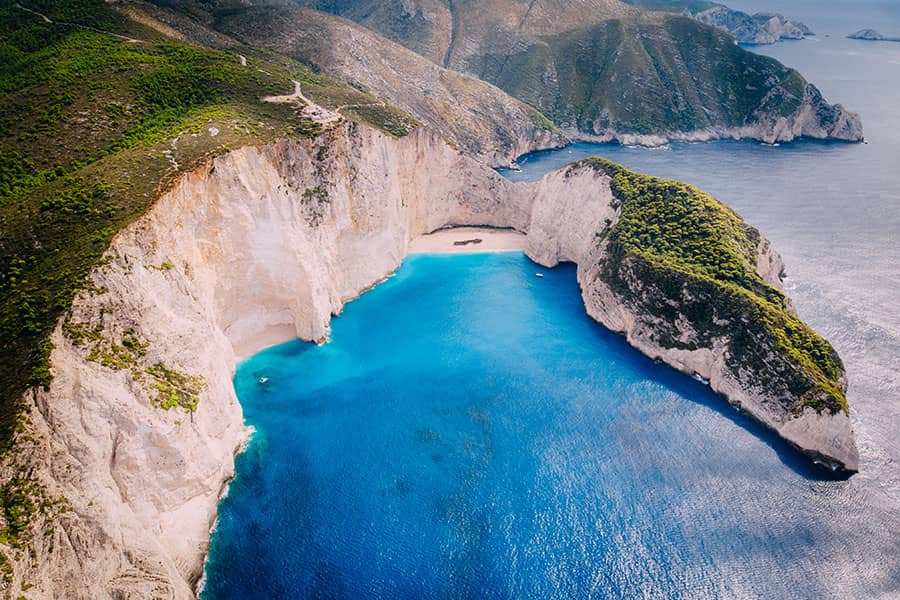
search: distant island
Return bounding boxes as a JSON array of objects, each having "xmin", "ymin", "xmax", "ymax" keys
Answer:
[
  {"xmin": 622, "ymin": 1, "xmax": 814, "ymax": 44},
  {"xmin": 847, "ymin": 29, "xmax": 900, "ymax": 42}
]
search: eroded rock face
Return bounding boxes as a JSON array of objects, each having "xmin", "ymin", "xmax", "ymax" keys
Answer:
[
  {"xmin": 525, "ymin": 164, "xmax": 859, "ymax": 473},
  {"xmin": 0, "ymin": 124, "xmax": 527, "ymax": 598},
  {"xmin": 1, "ymin": 123, "xmax": 857, "ymax": 597},
  {"xmin": 694, "ymin": 6, "xmax": 812, "ymax": 45}
]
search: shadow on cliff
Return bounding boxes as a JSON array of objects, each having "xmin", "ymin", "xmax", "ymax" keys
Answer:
[{"xmin": 579, "ymin": 309, "xmax": 853, "ymax": 482}]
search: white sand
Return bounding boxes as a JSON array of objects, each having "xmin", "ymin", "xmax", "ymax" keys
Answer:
[
  {"xmin": 232, "ymin": 324, "xmax": 298, "ymax": 361},
  {"xmin": 408, "ymin": 226, "xmax": 526, "ymax": 254},
  {"xmin": 233, "ymin": 228, "xmax": 526, "ymax": 358}
]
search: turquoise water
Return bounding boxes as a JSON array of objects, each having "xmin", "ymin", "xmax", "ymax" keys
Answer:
[
  {"xmin": 203, "ymin": 254, "xmax": 865, "ymax": 599},
  {"xmin": 204, "ymin": 1, "xmax": 900, "ymax": 597}
]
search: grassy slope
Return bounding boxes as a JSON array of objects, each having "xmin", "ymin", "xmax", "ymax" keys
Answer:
[
  {"xmin": 0, "ymin": 0, "xmax": 414, "ymax": 451},
  {"xmin": 216, "ymin": 0, "xmax": 817, "ymax": 139},
  {"xmin": 478, "ymin": 15, "xmax": 807, "ymax": 134},
  {"xmin": 573, "ymin": 158, "xmax": 846, "ymax": 415}
]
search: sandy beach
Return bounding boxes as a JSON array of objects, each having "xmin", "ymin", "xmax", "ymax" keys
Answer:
[
  {"xmin": 232, "ymin": 324, "xmax": 299, "ymax": 361},
  {"xmin": 232, "ymin": 228, "xmax": 527, "ymax": 360},
  {"xmin": 408, "ymin": 226, "xmax": 526, "ymax": 254}
]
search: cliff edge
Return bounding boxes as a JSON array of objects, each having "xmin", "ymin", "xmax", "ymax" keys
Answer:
[
  {"xmin": 0, "ymin": 125, "xmax": 858, "ymax": 598},
  {"xmin": 526, "ymin": 159, "xmax": 859, "ymax": 473}
]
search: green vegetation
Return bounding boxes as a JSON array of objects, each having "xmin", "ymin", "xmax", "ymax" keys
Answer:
[
  {"xmin": 0, "ymin": 479, "xmax": 38, "ymax": 546},
  {"xmin": 620, "ymin": 0, "xmax": 718, "ymax": 13},
  {"xmin": 64, "ymin": 317, "xmax": 148, "ymax": 371},
  {"xmin": 41, "ymin": 176, "xmax": 113, "ymax": 216},
  {"xmin": 575, "ymin": 157, "xmax": 846, "ymax": 414},
  {"xmin": 300, "ymin": 185, "xmax": 330, "ymax": 226},
  {"xmin": 341, "ymin": 103, "xmax": 416, "ymax": 138},
  {"xmin": 146, "ymin": 260, "xmax": 175, "ymax": 271},
  {"xmin": 61, "ymin": 320, "xmax": 104, "ymax": 345},
  {"xmin": 0, "ymin": 551, "xmax": 12, "ymax": 588},
  {"xmin": 0, "ymin": 0, "xmax": 415, "ymax": 451},
  {"xmin": 145, "ymin": 363, "xmax": 205, "ymax": 413},
  {"xmin": 0, "ymin": 476, "xmax": 65, "ymax": 548},
  {"xmin": 479, "ymin": 15, "xmax": 810, "ymax": 136},
  {"xmin": 63, "ymin": 316, "xmax": 202, "ymax": 413}
]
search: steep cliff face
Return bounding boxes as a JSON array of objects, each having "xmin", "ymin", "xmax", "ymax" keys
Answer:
[
  {"xmin": 282, "ymin": 0, "xmax": 862, "ymax": 144},
  {"xmin": 0, "ymin": 123, "xmax": 526, "ymax": 598},
  {"xmin": 0, "ymin": 124, "xmax": 857, "ymax": 597},
  {"xmin": 525, "ymin": 161, "xmax": 859, "ymax": 472}
]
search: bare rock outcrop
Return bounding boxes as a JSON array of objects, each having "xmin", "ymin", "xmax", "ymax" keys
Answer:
[
  {"xmin": 525, "ymin": 162, "xmax": 859, "ymax": 473},
  {"xmin": 693, "ymin": 6, "xmax": 813, "ymax": 45},
  {"xmin": 1, "ymin": 123, "xmax": 857, "ymax": 598}
]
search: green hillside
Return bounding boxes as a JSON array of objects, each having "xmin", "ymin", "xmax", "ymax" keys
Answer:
[
  {"xmin": 579, "ymin": 157, "xmax": 847, "ymax": 415},
  {"xmin": 0, "ymin": 0, "xmax": 413, "ymax": 450},
  {"xmin": 287, "ymin": 0, "xmax": 857, "ymax": 140},
  {"xmin": 479, "ymin": 15, "xmax": 808, "ymax": 134}
]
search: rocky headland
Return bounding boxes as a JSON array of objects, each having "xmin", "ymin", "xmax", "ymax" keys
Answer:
[
  {"xmin": 0, "ymin": 120, "xmax": 858, "ymax": 597},
  {"xmin": 621, "ymin": 1, "xmax": 813, "ymax": 45},
  {"xmin": 693, "ymin": 6, "xmax": 813, "ymax": 44}
]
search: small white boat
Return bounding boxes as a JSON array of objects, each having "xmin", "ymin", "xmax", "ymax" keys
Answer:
[
  {"xmin": 535, "ymin": 273, "xmax": 544, "ymax": 278},
  {"xmin": 258, "ymin": 376, "xmax": 270, "ymax": 385}
]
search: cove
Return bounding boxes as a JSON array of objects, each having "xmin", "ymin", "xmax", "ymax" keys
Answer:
[{"xmin": 202, "ymin": 252, "xmax": 845, "ymax": 599}]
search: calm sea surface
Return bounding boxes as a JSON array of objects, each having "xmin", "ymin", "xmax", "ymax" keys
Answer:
[{"xmin": 204, "ymin": 1, "xmax": 900, "ymax": 597}]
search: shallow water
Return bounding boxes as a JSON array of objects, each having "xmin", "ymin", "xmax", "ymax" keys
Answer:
[{"xmin": 204, "ymin": 1, "xmax": 900, "ymax": 597}]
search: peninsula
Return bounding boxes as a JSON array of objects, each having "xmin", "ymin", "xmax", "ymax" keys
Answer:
[
  {"xmin": 848, "ymin": 29, "xmax": 900, "ymax": 42},
  {"xmin": 623, "ymin": 1, "xmax": 815, "ymax": 45}
]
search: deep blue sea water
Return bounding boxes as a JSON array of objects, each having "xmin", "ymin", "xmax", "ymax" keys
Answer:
[
  {"xmin": 203, "ymin": 254, "xmax": 873, "ymax": 599},
  {"xmin": 204, "ymin": 1, "xmax": 900, "ymax": 597}
]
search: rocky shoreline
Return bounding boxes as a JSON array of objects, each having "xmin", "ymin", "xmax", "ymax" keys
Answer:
[
  {"xmin": 563, "ymin": 81, "xmax": 864, "ymax": 148},
  {"xmin": 1, "ymin": 122, "xmax": 858, "ymax": 597},
  {"xmin": 693, "ymin": 6, "xmax": 813, "ymax": 45},
  {"xmin": 847, "ymin": 29, "xmax": 900, "ymax": 42}
]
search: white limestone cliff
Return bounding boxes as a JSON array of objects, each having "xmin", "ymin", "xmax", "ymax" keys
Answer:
[
  {"xmin": 0, "ymin": 123, "xmax": 527, "ymax": 598},
  {"xmin": 0, "ymin": 123, "xmax": 857, "ymax": 598},
  {"xmin": 525, "ymin": 165, "xmax": 859, "ymax": 474}
]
